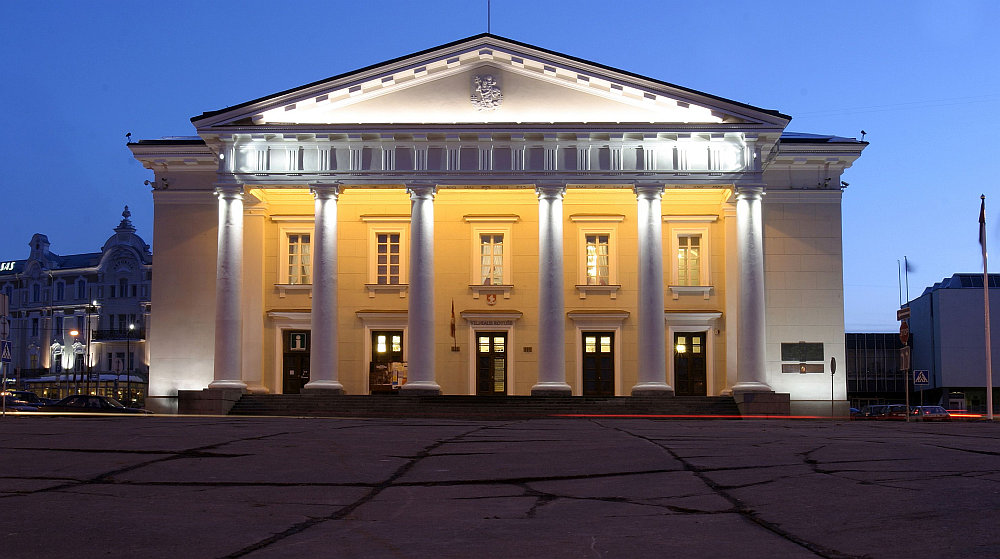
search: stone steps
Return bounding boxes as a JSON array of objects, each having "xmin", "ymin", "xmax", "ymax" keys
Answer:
[{"xmin": 228, "ymin": 394, "xmax": 742, "ymax": 419}]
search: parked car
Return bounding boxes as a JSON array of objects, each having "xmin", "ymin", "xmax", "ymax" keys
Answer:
[
  {"xmin": 881, "ymin": 404, "xmax": 911, "ymax": 420},
  {"xmin": 44, "ymin": 395, "xmax": 151, "ymax": 414},
  {"xmin": 912, "ymin": 405, "xmax": 951, "ymax": 421},
  {"xmin": 7, "ymin": 390, "xmax": 57, "ymax": 406},
  {"xmin": 0, "ymin": 394, "xmax": 40, "ymax": 412},
  {"xmin": 856, "ymin": 404, "xmax": 890, "ymax": 419}
]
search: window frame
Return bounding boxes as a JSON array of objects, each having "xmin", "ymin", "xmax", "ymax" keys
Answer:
[
  {"xmin": 665, "ymin": 215, "xmax": 716, "ymax": 300},
  {"xmin": 363, "ymin": 215, "xmax": 410, "ymax": 298},
  {"xmin": 570, "ymin": 214, "xmax": 623, "ymax": 299},
  {"xmin": 274, "ymin": 222, "xmax": 315, "ymax": 298},
  {"xmin": 464, "ymin": 215, "xmax": 518, "ymax": 300}
]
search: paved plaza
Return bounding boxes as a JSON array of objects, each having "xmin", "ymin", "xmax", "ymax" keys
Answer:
[{"xmin": 1, "ymin": 415, "xmax": 998, "ymax": 558}]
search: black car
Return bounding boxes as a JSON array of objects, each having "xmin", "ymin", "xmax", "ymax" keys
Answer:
[
  {"xmin": 0, "ymin": 394, "xmax": 40, "ymax": 412},
  {"xmin": 8, "ymin": 390, "xmax": 57, "ymax": 406},
  {"xmin": 44, "ymin": 395, "xmax": 151, "ymax": 414}
]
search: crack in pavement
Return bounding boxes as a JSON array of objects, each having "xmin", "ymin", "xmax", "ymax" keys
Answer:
[
  {"xmin": 603, "ymin": 420, "xmax": 872, "ymax": 559},
  {"xmin": 0, "ymin": 431, "xmax": 296, "ymax": 498},
  {"xmin": 219, "ymin": 423, "xmax": 496, "ymax": 559}
]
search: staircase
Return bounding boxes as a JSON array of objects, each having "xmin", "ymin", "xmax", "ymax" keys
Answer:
[{"xmin": 228, "ymin": 394, "xmax": 742, "ymax": 419}]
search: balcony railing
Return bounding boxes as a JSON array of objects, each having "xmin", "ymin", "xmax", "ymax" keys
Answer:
[{"xmin": 92, "ymin": 328, "xmax": 146, "ymax": 341}]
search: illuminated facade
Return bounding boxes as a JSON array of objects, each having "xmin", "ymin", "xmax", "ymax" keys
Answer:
[
  {"xmin": 0, "ymin": 209, "xmax": 151, "ymax": 402},
  {"xmin": 129, "ymin": 35, "xmax": 866, "ymax": 413}
]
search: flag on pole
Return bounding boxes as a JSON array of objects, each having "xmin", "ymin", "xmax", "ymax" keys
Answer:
[
  {"xmin": 450, "ymin": 300, "xmax": 456, "ymax": 341},
  {"xmin": 981, "ymin": 195, "xmax": 988, "ymax": 260}
]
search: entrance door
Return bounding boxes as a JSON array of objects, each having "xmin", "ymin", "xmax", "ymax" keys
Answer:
[
  {"xmin": 370, "ymin": 330, "xmax": 403, "ymax": 393},
  {"xmin": 282, "ymin": 331, "xmax": 310, "ymax": 394},
  {"xmin": 674, "ymin": 332, "xmax": 707, "ymax": 396},
  {"xmin": 476, "ymin": 332, "xmax": 507, "ymax": 395},
  {"xmin": 582, "ymin": 332, "xmax": 614, "ymax": 396}
]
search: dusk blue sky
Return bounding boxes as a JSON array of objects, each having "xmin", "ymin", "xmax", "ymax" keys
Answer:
[{"xmin": 2, "ymin": 1, "xmax": 997, "ymax": 331}]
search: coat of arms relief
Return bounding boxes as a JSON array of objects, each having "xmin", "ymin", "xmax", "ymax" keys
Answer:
[{"xmin": 471, "ymin": 74, "xmax": 502, "ymax": 111}]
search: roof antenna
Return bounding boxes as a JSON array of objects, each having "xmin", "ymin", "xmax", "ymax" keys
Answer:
[
  {"xmin": 860, "ymin": 129, "xmax": 867, "ymax": 141},
  {"xmin": 487, "ymin": 0, "xmax": 491, "ymax": 33}
]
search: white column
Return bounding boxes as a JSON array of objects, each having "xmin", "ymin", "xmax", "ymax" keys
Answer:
[
  {"xmin": 241, "ymin": 205, "xmax": 267, "ymax": 393},
  {"xmin": 632, "ymin": 184, "xmax": 673, "ymax": 396},
  {"xmin": 733, "ymin": 186, "xmax": 772, "ymax": 393},
  {"xmin": 401, "ymin": 183, "xmax": 440, "ymax": 394},
  {"xmin": 532, "ymin": 184, "xmax": 571, "ymax": 396},
  {"xmin": 210, "ymin": 184, "xmax": 247, "ymax": 389},
  {"xmin": 305, "ymin": 183, "xmax": 345, "ymax": 393}
]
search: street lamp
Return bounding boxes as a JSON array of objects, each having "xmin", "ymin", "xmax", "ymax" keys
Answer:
[
  {"xmin": 86, "ymin": 300, "xmax": 97, "ymax": 395},
  {"xmin": 69, "ymin": 329, "xmax": 79, "ymax": 394},
  {"xmin": 126, "ymin": 323, "xmax": 135, "ymax": 405}
]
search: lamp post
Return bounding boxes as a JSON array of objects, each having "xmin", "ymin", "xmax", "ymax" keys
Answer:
[
  {"xmin": 85, "ymin": 301, "xmax": 97, "ymax": 394},
  {"xmin": 68, "ymin": 329, "xmax": 79, "ymax": 393},
  {"xmin": 126, "ymin": 323, "xmax": 134, "ymax": 405}
]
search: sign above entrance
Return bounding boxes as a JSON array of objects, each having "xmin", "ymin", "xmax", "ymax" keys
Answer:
[
  {"xmin": 468, "ymin": 320, "xmax": 514, "ymax": 327},
  {"xmin": 289, "ymin": 332, "xmax": 308, "ymax": 351}
]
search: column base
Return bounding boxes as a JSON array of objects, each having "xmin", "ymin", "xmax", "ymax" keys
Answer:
[
  {"xmin": 732, "ymin": 381, "xmax": 773, "ymax": 394},
  {"xmin": 631, "ymin": 382, "xmax": 675, "ymax": 397},
  {"xmin": 530, "ymin": 383, "xmax": 572, "ymax": 396},
  {"xmin": 178, "ymin": 388, "xmax": 245, "ymax": 415},
  {"xmin": 245, "ymin": 383, "xmax": 270, "ymax": 394},
  {"xmin": 400, "ymin": 382, "xmax": 441, "ymax": 396},
  {"xmin": 303, "ymin": 381, "xmax": 345, "ymax": 394},
  {"xmin": 208, "ymin": 379, "xmax": 248, "ymax": 390}
]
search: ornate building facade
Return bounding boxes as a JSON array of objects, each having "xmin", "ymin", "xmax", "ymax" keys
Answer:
[
  {"xmin": 0, "ymin": 209, "xmax": 152, "ymax": 404},
  {"xmin": 129, "ymin": 35, "xmax": 866, "ymax": 413}
]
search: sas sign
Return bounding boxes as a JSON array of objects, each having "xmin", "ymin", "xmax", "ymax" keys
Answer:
[{"xmin": 0, "ymin": 262, "xmax": 15, "ymax": 272}]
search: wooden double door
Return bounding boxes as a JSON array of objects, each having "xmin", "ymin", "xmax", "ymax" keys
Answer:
[{"xmin": 673, "ymin": 331, "xmax": 707, "ymax": 396}]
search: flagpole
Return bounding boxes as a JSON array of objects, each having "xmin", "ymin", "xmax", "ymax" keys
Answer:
[
  {"xmin": 897, "ymin": 259, "xmax": 903, "ymax": 307},
  {"xmin": 981, "ymin": 195, "xmax": 993, "ymax": 420}
]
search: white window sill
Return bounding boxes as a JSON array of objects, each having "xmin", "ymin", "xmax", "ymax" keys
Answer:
[
  {"xmin": 576, "ymin": 284, "xmax": 621, "ymax": 299},
  {"xmin": 275, "ymin": 284, "xmax": 312, "ymax": 298},
  {"xmin": 365, "ymin": 283, "xmax": 408, "ymax": 298},
  {"xmin": 469, "ymin": 284, "xmax": 513, "ymax": 299},
  {"xmin": 668, "ymin": 285, "xmax": 714, "ymax": 300}
]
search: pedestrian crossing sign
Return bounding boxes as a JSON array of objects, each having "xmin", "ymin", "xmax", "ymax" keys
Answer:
[
  {"xmin": 913, "ymin": 370, "xmax": 929, "ymax": 386},
  {"xmin": 1, "ymin": 340, "xmax": 11, "ymax": 363}
]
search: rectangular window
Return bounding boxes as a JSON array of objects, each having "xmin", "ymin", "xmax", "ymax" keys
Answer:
[
  {"xmin": 287, "ymin": 233, "xmax": 311, "ymax": 284},
  {"xmin": 76, "ymin": 315, "xmax": 85, "ymax": 331},
  {"xmin": 54, "ymin": 316, "xmax": 63, "ymax": 336},
  {"xmin": 376, "ymin": 233, "xmax": 401, "ymax": 285},
  {"xmin": 31, "ymin": 318, "xmax": 38, "ymax": 337},
  {"xmin": 480, "ymin": 234, "xmax": 503, "ymax": 285},
  {"xmin": 585, "ymin": 234, "xmax": 610, "ymax": 285},
  {"xmin": 109, "ymin": 286, "xmax": 116, "ymax": 298},
  {"xmin": 55, "ymin": 282, "xmax": 64, "ymax": 301},
  {"xmin": 677, "ymin": 235, "xmax": 701, "ymax": 286},
  {"xmin": 76, "ymin": 279, "xmax": 86, "ymax": 300}
]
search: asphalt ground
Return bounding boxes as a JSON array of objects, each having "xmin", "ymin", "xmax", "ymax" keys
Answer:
[{"xmin": 1, "ymin": 415, "xmax": 998, "ymax": 559}]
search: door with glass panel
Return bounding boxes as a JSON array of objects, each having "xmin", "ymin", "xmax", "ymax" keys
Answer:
[
  {"xmin": 370, "ymin": 330, "xmax": 403, "ymax": 393},
  {"xmin": 674, "ymin": 332, "xmax": 707, "ymax": 396},
  {"xmin": 582, "ymin": 332, "xmax": 614, "ymax": 396},
  {"xmin": 476, "ymin": 332, "xmax": 507, "ymax": 395},
  {"xmin": 282, "ymin": 331, "xmax": 310, "ymax": 394}
]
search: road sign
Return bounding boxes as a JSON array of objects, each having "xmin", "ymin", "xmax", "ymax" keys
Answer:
[
  {"xmin": 913, "ymin": 370, "xmax": 930, "ymax": 386},
  {"xmin": 897, "ymin": 307, "xmax": 910, "ymax": 321},
  {"xmin": 899, "ymin": 321, "xmax": 910, "ymax": 345},
  {"xmin": 900, "ymin": 346, "xmax": 911, "ymax": 370},
  {"xmin": 0, "ymin": 340, "xmax": 11, "ymax": 364},
  {"xmin": 0, "ymin": 316, "xmax": 8, "ymax": 340}
]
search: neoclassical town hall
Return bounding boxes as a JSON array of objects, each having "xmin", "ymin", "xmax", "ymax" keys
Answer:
[{"xmin": 130, "ymin": 35, "xmax": 865, "ymax": 413}]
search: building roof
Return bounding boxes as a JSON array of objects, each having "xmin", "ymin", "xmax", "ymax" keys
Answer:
[
  {"xmin": 190, "ymin": 33, "xmax": 791, "ymax": 126},
  {"xmin": 920, "ymin": 273, "xmax": 1000, "ymax": 296}
]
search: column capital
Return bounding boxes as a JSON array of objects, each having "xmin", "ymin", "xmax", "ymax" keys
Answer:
[
  {"xmin": 535, "ymin": 183, "xmax": 566, "ymax": 200},
  {"xmin": 735, "ymin": 185, "xmax": 765, "ymax": 200},
  {"xmin": 214, "ymin": 184, "xmax": 244, "ymax": 198},
  {"xmin": 309, "ymin": 182, "xmax": 342, "ymax": 199},
  {"xmin": 406, "ymin": 182, "xmax": 437, "ymax": 200},
  {"xmin": 633, "ymin": 183, "xmax": 664, "ymax": 199}
]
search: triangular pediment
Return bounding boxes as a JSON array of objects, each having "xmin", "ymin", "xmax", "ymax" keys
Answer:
[{"xmin": 194, "ymin": 35, "xmax": 789, "ymax": 130}]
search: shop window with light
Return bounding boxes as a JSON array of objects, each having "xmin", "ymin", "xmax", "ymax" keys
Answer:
[
  {"xmin": 571, "ymin": 215, "xmax": 622, "ymax": 299},
  {"xmin": 666, "ymin": 218, "xmax": 715, "ymax": 300},
  {"xmin": 361, "ymin": 217, "xmax": 410, "ymax": 297}
]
